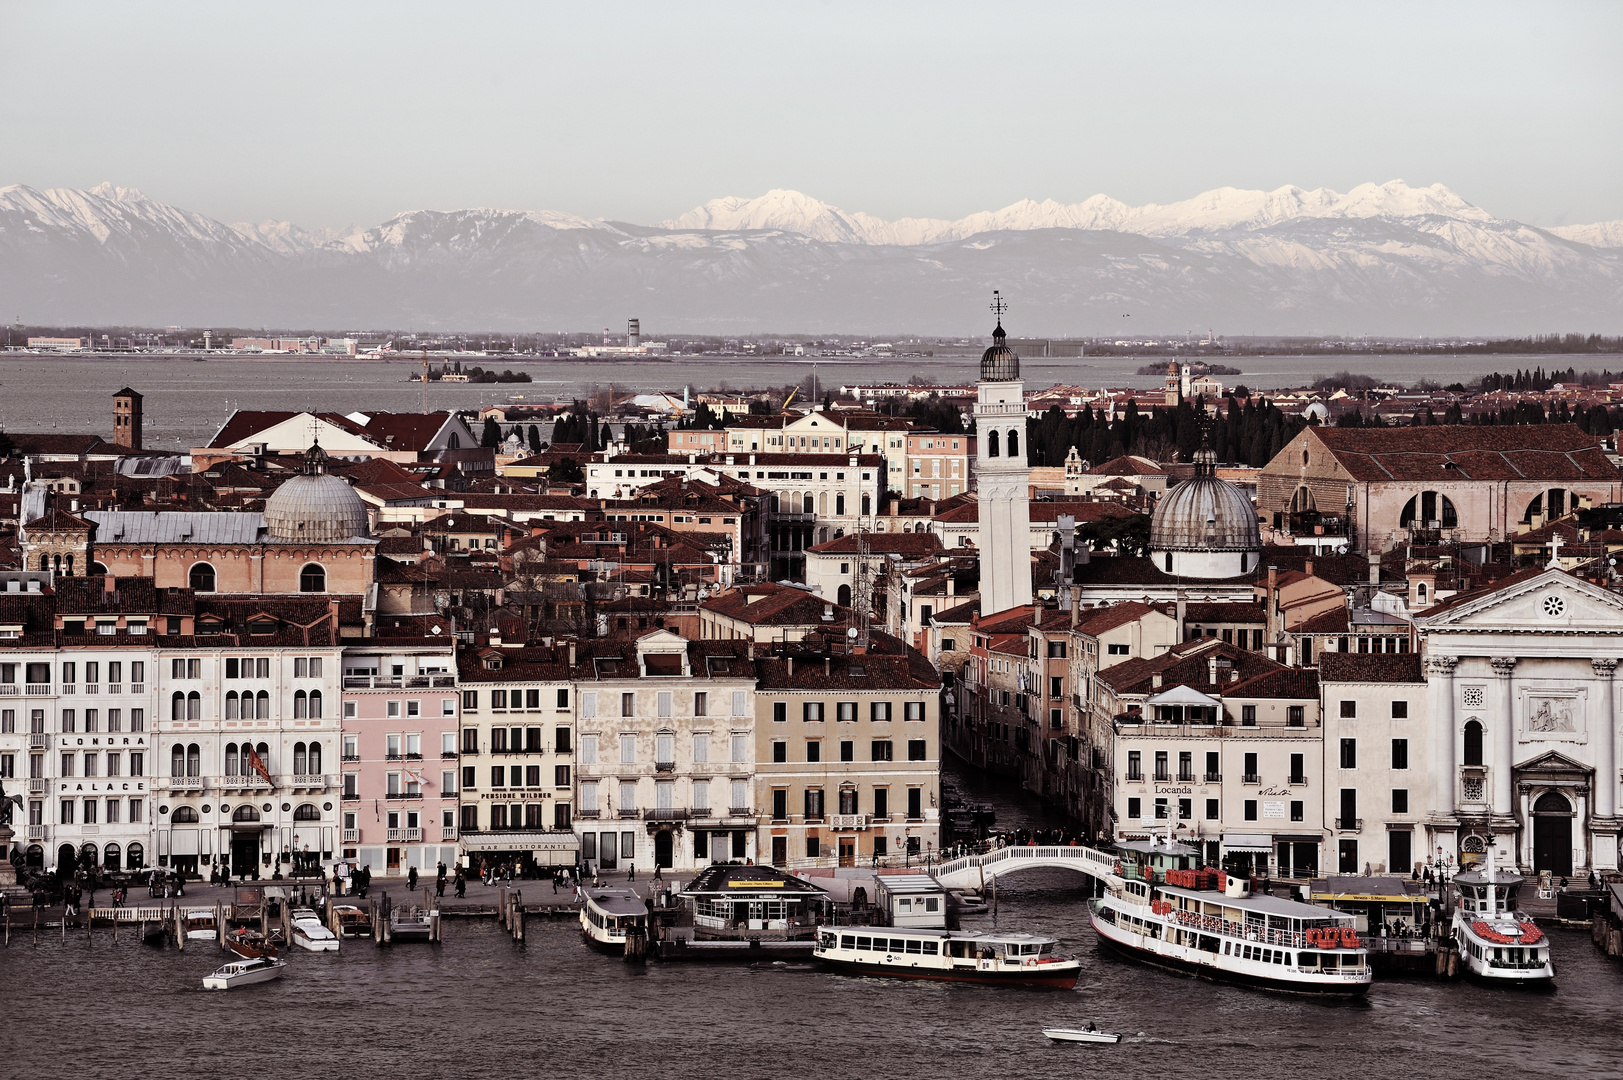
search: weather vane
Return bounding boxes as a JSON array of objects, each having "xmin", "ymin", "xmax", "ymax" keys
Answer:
[{"xmin": 990, "ymin": 290, "xmax": 1007, "ymax": 324}]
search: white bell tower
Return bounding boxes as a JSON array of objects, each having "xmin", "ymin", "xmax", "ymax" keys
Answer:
[{"xmin": 975, "ymin": 291, "xmax": 1032, "ymax": 614}]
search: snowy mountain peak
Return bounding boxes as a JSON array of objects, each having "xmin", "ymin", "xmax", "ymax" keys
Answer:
[{"xmin": 662, "ymin": 180, "xmax": 1498, "ymax": 245}]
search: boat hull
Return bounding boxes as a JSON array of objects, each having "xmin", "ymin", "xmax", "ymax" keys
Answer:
[
  {"xmin": 817, "ymin": 955, "xmax": 1079, "ymax": 989},
  {"xmin": 1042, "ymin": 1029, "xmax": 1122, "ymax": 1043},
  {"xmin": 203, "ymin": 961, "xmax": 285, "ymax": 990},
  {"xmin": 293, "ymin": 931, "xmax": 339, "ymax": 952},
  {"xmin": 1090, "ymin": 911, "xmax": 1369, "ymax": 997}
]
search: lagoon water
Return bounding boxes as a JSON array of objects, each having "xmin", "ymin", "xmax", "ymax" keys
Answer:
[
  {"xmin": 6, "ymin": 762, "xmax": 1621, "ymax": 1079},
  {"xmin": 0, "ymin": 352, "xmax": 1587, "ymax": 451}
]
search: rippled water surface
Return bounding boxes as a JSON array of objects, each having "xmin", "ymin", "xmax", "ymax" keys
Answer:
[
  {"xmin": 0, "ymin": 352, "xmax": 1583, "ymax": 450},
  {"xmin": 4, "ymin": 885, "xmax": 1620, "ymax": 1080}
]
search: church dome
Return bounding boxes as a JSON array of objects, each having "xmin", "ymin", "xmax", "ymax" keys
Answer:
[
  {"xmin": 980, "ymin": 322, "xmax": 1020, "ymax": 382},
  {"xmin": 1149, "ymin": 473, "xmax": 1261, "ymax": 553},
  {"xmin": 264, "ymin": 444, "xmax": 369, "ymax": 542},
  {"xmin": 1148, "ymin": 447, "xmax": 1261, "ymax": 578}
]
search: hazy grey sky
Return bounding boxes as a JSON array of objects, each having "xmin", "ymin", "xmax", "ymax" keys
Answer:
[{"xmin": 4, "ymin": 1, "xmax": 1619, "ymax": 229}]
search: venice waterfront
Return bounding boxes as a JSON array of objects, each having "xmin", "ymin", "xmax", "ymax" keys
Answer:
[
  {"xmin": 4, "ymin": 882, "xmax": 1621, "ymax": 1079},
  {"xmin": 0, "ymin": 352, "xmax": 1591, "ymax": 451}
]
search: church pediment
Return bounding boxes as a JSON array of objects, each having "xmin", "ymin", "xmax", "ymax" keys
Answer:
[
  {"xmin": 1514, "ymin": 749, "xmax": 1592, "ymax": 776},
  {"xmin": 1417, "ymin": 569, "xmax": 1623, "ymax": 634}
]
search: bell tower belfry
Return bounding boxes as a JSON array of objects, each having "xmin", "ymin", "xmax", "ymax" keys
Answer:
[{"xmin": 975, "ymin": 291, "xmax": 1032, "ymax": 613}]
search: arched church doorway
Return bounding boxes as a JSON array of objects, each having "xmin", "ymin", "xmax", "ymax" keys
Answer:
[{"xmin": 1532, "ymin": 791, "xmax": 1573, "ymax": 877}]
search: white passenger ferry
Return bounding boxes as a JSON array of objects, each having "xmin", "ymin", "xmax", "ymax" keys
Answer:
[
  {"xmin": 1089, "ymin": 838, "xmax": 1370, "ymax": 996},
  {"xmin": 814, "ymin": 926, "xmax": 1081, "ymax": 988},
  {"xmin": 580, "ymin": 887, "xmax": 649, "ymax": 953},
  {"xmin": 1450, "ymin": 845, "xmax": 1554, "ymax": 985}
]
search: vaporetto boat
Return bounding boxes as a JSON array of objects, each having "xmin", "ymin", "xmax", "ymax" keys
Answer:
[
  {"xmin": 580, "ymin": 887, "xmax": 650, "ymax": 953},
  {"xmin": 1089, "ymin": 838, "xmax": 1371, "ymax": 996},
  {"xmin": 1450, "ymin": 845, "xmax": 1554, "ymax": 985},
  {"xmin": 814, "ymin": 926, "xmax": 1081, "ymax": 988}
]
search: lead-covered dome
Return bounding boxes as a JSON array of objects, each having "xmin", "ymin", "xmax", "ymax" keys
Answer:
[
  {"xmin": 1149, "ymin": 448, "xmax": 1260, "ymax": 578},
  {"xmin": 981, "ymin": 322, "xmax": 1020, "ymax": 382},
  {"xmin": 264, "ymin": 443, "xmax": 369, "ymax": 542}
]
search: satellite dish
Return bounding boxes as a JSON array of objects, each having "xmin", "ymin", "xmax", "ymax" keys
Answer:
[{"xmin": 847, "ymin": 627, "xmax": 859, "ymax": 639}]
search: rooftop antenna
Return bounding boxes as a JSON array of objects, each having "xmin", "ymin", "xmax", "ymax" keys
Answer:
[
  {"xmin": 422, "ymin": 348, "xmax": 430, "ymax": 414},
  {"xmin": 853, "ymin": 526, "xmax": 872, "ymax": 651}
]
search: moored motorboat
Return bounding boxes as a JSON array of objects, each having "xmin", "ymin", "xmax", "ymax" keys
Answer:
[
  {"xmin": 226, "ymin": 928, "xmax": 277, "ymax": 961},
  {"xmin": 1043, "ymin": 1027, "xmax": 1122, "ymax": 1044},
  {"xmin": 291, "ymin": 908, "xmax": 339, "ymax": 952},
  {"xmin": 182, "ymin": 909, "xmax": 218, "ymax": 941},
  {"xmin": 333, "ymin": 904, "xmax": 373, "ymax": 939},
  {"xmin": 580, "ymin": 887, "xmax": 649, "ymax": 953},
  {"xmin": 814, "ymin": 927, "xmax": 1081, "ymax": 988},
  {"xmin": 1450, "ymin": 845, "xmax": 1554, "ymax": 986},
  {"xmin": 202, "ymin": 956, "xmax": 286, "ymax": 990}
]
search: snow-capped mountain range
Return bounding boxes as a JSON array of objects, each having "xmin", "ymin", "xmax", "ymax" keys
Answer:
[{"xmin": 2, "ymin": 180, "xmax": 1620, "ymax": 334}]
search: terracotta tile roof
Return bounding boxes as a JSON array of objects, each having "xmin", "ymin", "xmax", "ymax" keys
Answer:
[
  {"xmin": 1307, "ymin": 424, "xmax": 1619, "ymax": 483},
  {"xmin": 1225, "ymin": 667, "xmax": 1319, "ymax": 700},
  {"xmin": 1181, "ymin": 601, "xmax": 1265, "ymax": 624},
  {"xmin": 702, "ymin": 584, "xmax": 853, "ymax": 627},
  {"xmin": 1294, "ymin": 606, "xmax": 1351, "ymax": 634},
  {"xmin": 1097, "ymin": 639, "xmax": 1283, "ymax": 697},
  {"xmin": 809, "ymin": 532, "xmax": 942, "ymax": 556},
  {"xmin": 1318, "ymin": 652, "xmax": 1426, "ymax": 683}
]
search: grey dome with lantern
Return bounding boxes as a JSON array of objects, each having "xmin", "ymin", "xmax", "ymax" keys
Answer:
[
  {"xmin": 264, "ymin": 443, "xmax": 370, "ymax": 542},
  {"xmin": 980, "ymin": 322, "xmax": 1020, "ymax": 382},
  {"xmin": 1148, "ymin": 445, "xmax": 1260, "ymax": 578}
]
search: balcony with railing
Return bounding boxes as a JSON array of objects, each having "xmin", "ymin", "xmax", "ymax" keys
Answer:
[
  {"xmin": 343, "ymin": 828, "xmax": 360, "ymax": 843},
  {"xmin": 575, "ymin": 809, "xmax": 601, "ymax": 820},
  {"xmin": 28, "ymin": 777, "xmax": 47, "ymax": 795},
  {"xmin": 643, "ymin": 807, "xmax": 690, "ymax": 822},
  {"xmin": 1336, "ymin": 817, "xmax": 1363, "ymax": 833},
  {"xmin": 26, "ymin": 684, "xmax": 51, "ymax": 695},
  {"xmin": 220, "ymin": 775, "xmax": 271, "ymax": 791},
  {"xmin": 727, "ymin": 806, "xmax": 753, "ymax": 819},
  {"xmin": 26, "ymin": 825, "xmax": 45, "ymax": 840},
  {"xmin": 28, "ymin": 733, "xmax": 48, "ymax": 749},
  {"xmin": 167, "ymin": 775, "xmax": 204, "ymax": 791},
  {"xmin": 386, "ymin": 827, "xmax": 424, "ymax": 842},
  {"xmin": 1203, "ymin": 771, "xmax": 1222, "ymax": 782},
  {"xmin": 655, "ymin": 760, "xmax": 676, "ymax": 773},
  {"xmin": 831, "ymin": 813, "xmax": 868, "ymax": 830},
  {"xmin": 441, "ymin": 826, "xmax": 458, "ymax": 841},
  {"xmin": 343, "ymin": 674, "xmax": 458, "ymax": 690},
  {"xmin": 1242, "ymin": 773, "xmax": 1261, "ymax": 784},
  {"xmin": 292, "ymin": 774, "xmax": 328, "ymax": 789},
  {"xmin": 386, "ymin": 790, "xmax": 423, "ymax": 800},
  {"xmin": 0, "ymin": 684, "xmax": 16, "ymax": 697},
  {"xmin": 617, "ymin": 808, "xmax": 641, "ymax": 819}
]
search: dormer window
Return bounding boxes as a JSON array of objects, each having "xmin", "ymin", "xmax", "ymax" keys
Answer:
[{"xmin": 483, "ymin": 656, "xmax": 502, "ymax": 671}]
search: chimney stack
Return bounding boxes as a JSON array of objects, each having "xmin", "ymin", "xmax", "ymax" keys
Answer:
[
  {"xmin": 1367, "ymin": 553, "xmax": 1380, "ymax": 585},
  {"xmin": 568, "ymin": 642, "xmax": 576, "ymax": 666}
]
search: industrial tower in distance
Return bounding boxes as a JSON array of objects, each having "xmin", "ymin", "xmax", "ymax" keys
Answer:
[{"xmin": 974, "ymin": 292, "xmax": 1032, "ymax": 613}]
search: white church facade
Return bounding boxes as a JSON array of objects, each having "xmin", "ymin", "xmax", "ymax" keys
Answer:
[{"xmin": 1414, "ymin": 568, "xmax": 1621, "ymax": 875}]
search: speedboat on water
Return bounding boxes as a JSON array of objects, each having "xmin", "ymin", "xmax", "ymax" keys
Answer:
[
  {"xmin": 203, "ymin": 956, "xmax": 286, "ymax": 990},
  {"xmin": 291, "ymin": 908, "xmax": 339, "ymax": 952},
  {"xmin": 1043, "ymin": 1025, "xmax": 1122, "ymax": 1044}
]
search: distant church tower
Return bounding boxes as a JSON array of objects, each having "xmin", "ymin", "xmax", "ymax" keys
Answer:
[
  {"xmin": 975, "ymin": 291, "xmax": 1032, "ymax": 614},
  {"xmin": 113, "ymin": 387, "xmax": 143, "ymax": 451}
]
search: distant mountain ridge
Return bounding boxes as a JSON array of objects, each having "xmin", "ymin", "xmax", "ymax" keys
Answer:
[{"xmin": 1, "ymin": 180, "xmax": 1620, "ymax": 334}]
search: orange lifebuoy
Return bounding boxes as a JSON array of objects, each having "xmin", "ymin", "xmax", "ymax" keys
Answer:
[{"xmin": 1340, "ymin": 927, "xmax": 1361, "ymax": 948}]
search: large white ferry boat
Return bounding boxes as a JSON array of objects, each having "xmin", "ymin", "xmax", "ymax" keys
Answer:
[
  {"xmin": 1089, "ymin": 838, "xmax": 1371, "ymax": 996},
  {"xmin": 814, "ymin": 926, "xmax": 1081, "ymax": 988},
  {"xmin": 580, "ymin": 887, "xmax": 650, "ymax": 953},
  {"xmin": 1450, "ymin": 845, "xmax": 1554, "ymax": 985}
]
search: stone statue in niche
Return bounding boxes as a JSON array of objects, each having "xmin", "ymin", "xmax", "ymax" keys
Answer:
[{"xmin": 1527, "ymin": 697, "xmax": 1575, "ymax": 733}]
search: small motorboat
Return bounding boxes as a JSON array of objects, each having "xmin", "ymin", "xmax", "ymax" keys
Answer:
[
  {"xmin": 1042, "ymin": 1026, "xmax": 1122, "ymax": 1044},
  {"xmin": 203, "ymin": 956, "xmax": 286, "ymax": 990},
  {"xmin": 226, "ymin": 928, "xmax": 277, "ymax": 961},
  {"xmin": 291, "ymin": 908, "xmax": 339, "ymax": 952},
  {"xmin": 182, "ymin": 909, "xmax": 219, "ymax": 941},
  {"xmin": 333, "ymin": 904, "xmax": 373, "ymax": 939}
]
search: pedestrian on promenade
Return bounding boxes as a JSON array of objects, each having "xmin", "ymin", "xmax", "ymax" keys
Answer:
[
  {"xmin": 453, "ymin": 871, "xmax": 466, "ymax": 899},
  {"xmin": 408, "ymin": 866, "xmax": 419, "ymax": 892},
  {"xmin": 627, "ymin": 864, "xmax": 635, "ymax": 883}
]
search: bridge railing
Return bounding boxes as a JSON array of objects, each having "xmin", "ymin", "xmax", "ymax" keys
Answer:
[{"xmin": 935, "ymin": 844, "xmax": 1119, "ymax": 884}]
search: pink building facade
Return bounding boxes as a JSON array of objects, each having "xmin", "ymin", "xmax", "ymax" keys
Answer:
[{"xmin": 339, "ymin": 639, "xmax": 460, "ymax": 878}]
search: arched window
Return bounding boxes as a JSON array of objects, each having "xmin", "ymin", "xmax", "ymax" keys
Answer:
[
  {"xmin": 1165, "ymin": 552, "xmax": 1174, "ymax": 572},
  {"xmin": 860, "ymin": 493, "xmax": 871, "ymax": 516},
  {"xmin": 293, "ymin": 742, "xmax": 308, "ymax": 774},
  {"xmin": 255, "ymin": 742, "xmax": 270, "ymax": 771},
  {"xmin": 52, "ymin": 554, "xmax": 61, "ymax": 574},
  {"xmin": 171, "ymin": 692, "xmax": 186, "ymax": 722},
  {"xmin": 1289, "ymin": 485, "xmax": 1316, "ymax": 514},
  {"xmin": 293, "ymin": 803, "xmax": 321, "ymax": 821},
  {"xmin": 172, "ymin": 806, "xmax": 199, "ymax": 823},
  {"xmin": 126, "ymin": 842, "xmax": 145, "ymax": 870},
  {"xmin": 309, "ymin": 690, "xmax": 322, "ymax": 719},
  {"xmin": 225, "ymin": 691, "xmax": 239, "ymax": 720},
  {"xmin": 256, "ymin": 690, "xmax": 270, "ymax": 719},
  {"xmin": 170, "ymin": 745, "xmax": 185, "ymax": 777},
  {"xmin": 186, "ymin": 743, "xmax": 200, "ymax": 777},
  {"xmin": 987, "ymin": 430, "xmax": 1000, "ymax": 458},
  {"xmin": 1417, "ymin": 582, "xmax": 1428, "ymax": 603},
  {"xmin": 79, "ymin": 842, "xmax": 97, "ymax": 867},
  {"xmin": 233, "ymin": 804, "xmax": 260, "ymax": 822},
  {"xmin": 1007, "ymin": 429, "xmax": 1019, "ymax": 458},
  {"xmin": 65, "ymin": 555, "xmax": 73, "ymax": 576},
  {"xmin": 818, "ymin": 492, "xmax": 828, "ymax": 516},
  {"xmin": 1522, "ymin": 489, "xmax": 1577, "ymax": 524},
  {"xmin": 307, "ymin": 741, "xmax": 321, "ymax": 772},
  {"xmin": 1463, "ymin": 720, "xmax": 1484, "ymax": 766},
  {"xmin": 837, "ymin": 584, "xmax": 852, "ymax": 607},
  {"xmin": 91, "ymin": 562, "xmax": 108, "ymax": 576},
  {"xmin": 189, "ymin": 562, "xmax": 216, "ymax": 592},
  {"xmin": 294, "ymin": 690, "xmax": 308, "ymax": 719},
  {"xmin": 224, "ymin": 743, "xmax": 240, "ymax": 776},
  {"xmin": 187, "ymin": 691, "xmax": 201, "ymax": 721},
  {"xmin": 103, "ymin": 842, "xmax": 121, "ymax": 871},
  {"xmin": 1534, "ymin": 791, "xmax": 1571, "ymax": 814},
  {"xmin": 38, "ymin": 554, "xmax": 48, "ymax": 572},
  {"xmin": 1399, "ymin": 492, "xmax": 1458, "ymax": 529},
  {"xmin": 299, "ymin": 564, "xmax": 326, "ymax": 593}
]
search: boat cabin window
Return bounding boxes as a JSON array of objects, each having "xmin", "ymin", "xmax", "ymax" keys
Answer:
[
  {"xmin": 856, "ymin": 936, "xmax": 872, "ymax": 951},
  {"xmin": 839, "ymin": 934, "xmax": 854, "ymax": 949},
  {"xmin": 948, "ymin": 940, "xmax": 970, "ymax": 958}
]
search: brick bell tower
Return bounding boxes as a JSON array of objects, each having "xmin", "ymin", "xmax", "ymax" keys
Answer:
[{"xmin": 113, "ymin": 387, "xmax": 143, "ymax": 451}]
